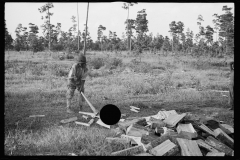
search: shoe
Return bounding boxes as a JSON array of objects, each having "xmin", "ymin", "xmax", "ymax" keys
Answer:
[{"xmin": 67, "ymin": 108, "xmax": 74, "ymax": 113}]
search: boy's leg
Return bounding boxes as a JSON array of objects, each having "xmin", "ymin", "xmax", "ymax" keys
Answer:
[
  {"xmin": 66, "ymin": 84, "xmax": 76, "ymax": 113},
  {"xmin": 77, "ymin": 87, "xmax": 85, "ymax": 111}
]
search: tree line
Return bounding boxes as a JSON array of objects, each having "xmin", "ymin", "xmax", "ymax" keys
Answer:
[{"xmin": 5, "ymin": 3, "xmax": 234, "ymax": 57}]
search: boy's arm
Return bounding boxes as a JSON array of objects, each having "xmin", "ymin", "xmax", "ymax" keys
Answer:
[{"xmin": 68, "ymin": 64, "xmax": 78, "ymax": 81}]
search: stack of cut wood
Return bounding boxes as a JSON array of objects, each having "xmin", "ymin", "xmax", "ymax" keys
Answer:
[{"xmin": 107, "ymin": 109, "xmax": 234, "ymax": 156}]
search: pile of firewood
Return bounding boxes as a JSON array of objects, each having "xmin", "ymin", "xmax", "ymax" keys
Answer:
[{"xmin": 107, "ymin": 110, "xmax": 234, "ymax": 156}]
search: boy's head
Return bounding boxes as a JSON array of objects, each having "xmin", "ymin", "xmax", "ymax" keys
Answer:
[{"xmin": 77, "ymin": 54, "xmax": 87, "ymax": 67}]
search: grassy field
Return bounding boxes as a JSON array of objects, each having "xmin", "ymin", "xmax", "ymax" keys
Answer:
[{"xmin": 4, "ymin": 50, "xmax": 234, "ymax": 155}]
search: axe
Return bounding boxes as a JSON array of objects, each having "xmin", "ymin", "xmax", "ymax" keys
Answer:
[{"xmin": 81, "ymin": 92, "xmax": 99, "ymax": 116}]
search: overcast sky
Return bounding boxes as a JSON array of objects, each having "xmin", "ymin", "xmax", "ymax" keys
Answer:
[{"xmin": 5, "ymin": 2, "xmax": 234, "ymax": 42}]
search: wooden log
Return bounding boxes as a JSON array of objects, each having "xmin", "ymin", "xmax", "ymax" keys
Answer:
[
  {"xmin": 75, "ymin": 121, "xmax": 90, "ymax": 126},
  {"xmin": 134, "ymin": 152, "xmax": 153, "ymax": 156},
  {"xmin": 213, "ymin": 128, "xmax": 234, "ymax": 149},
  {"xmin": 163, "ymin": 113, "xmax": 186, "ymax": 127},
  {"xmin": 78, "ymin": 111, "xmax": 96, "ymax": 118},
  {"xmin": 111, "ymin": 145, "xmax": 144, "ymax": 156},
  {"xmin": 206, "ymin": 152, "xmax": 225, "ymax": 156},
  {"xmin": 196, "ymin": 139, "xmax": 219, "ymax": 153},
  {"xmin": 105, "ymin": 137, "xmax": 130, "ymax": 144},
  {"xmin": 219, "ymin": 124, "xmax": 234, "ymax": 135},
  {"xmin": 176, "ymin": 123, "xmax": 198, "ymax": 139},
  {"xmin": 60, "ymin": 117, "xmax": 77, "ymax": 124},
  {"xmin": 205, "ymin": 136, "xmax": 233, "ymax": 156},
  {"xmin": 198, "ymin": 123, "xmax": 216, "ymax": 137},
  {"xmin": 149, "ymin": 139, "xmax": 179, "ymax": 156},
  {"xmin": 130, "ymin": 106, "xmax": 140, "ymax": 110},
  {"xmin": 126, "ymin": 124, "xmax": 149, "ymax": 137},
  {"xmin": 75, "ymin": 118, "xmax": 94, "ymax": 127},
  {"xmin": 176, "ymin": 138, "xmax": 203, "ymax": 156},
  {"xmin": 148, "ymin": 131, "xmax": 190, "ymax": 150},
  {"xmin": 118, "ymin": 118, "xmax": 145, "ymax": 131},
  {"xmin": 120, "ymin": 134, "xmax": 147, "ymax": 151},
  {"xmin": 130, "ymin": 108, "xmax": 139, "ymax": 113}
]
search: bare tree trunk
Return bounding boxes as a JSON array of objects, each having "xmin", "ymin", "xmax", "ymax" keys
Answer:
[
  {"xmin": 83, "ymin": 2, "xmax": 89, "ymax": 56},
  {"xmin": 77, "ymin": 3, "xmax": 80, "ymax": 51},
  {"xmin": 48, "ymin": 8, "xmax": 51, "ymax": 56}
]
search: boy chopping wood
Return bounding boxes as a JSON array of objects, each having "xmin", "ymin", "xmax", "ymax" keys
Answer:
[{"xmin": 66, "ymin": 54, "xmax": 88, "ymax": 113}]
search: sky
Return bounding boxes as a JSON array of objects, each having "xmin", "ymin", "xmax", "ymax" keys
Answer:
[{"xmin": 5, "ymin": 2, "xmax": 234, "ymax": 42}]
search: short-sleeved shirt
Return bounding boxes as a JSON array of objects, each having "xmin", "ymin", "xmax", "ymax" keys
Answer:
[{"xmin": 68, "ymin": 63, "xmax": 88, "ymax": 86}]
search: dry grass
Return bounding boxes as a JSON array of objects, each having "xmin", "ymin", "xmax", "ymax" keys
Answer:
[{"xmin": 4, "ymin": 50, "xmax": 233, "ymax": 155}]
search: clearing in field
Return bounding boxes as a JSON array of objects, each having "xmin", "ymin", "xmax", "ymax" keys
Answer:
[{"xmin": 4, "ymin": 51, "xmax": 233, "ymax": 155}]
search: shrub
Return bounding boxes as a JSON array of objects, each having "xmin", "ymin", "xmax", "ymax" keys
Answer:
[
  {"xmin": 105, "ymin": 58, "xmax": 122, "ymax": 69},
  {"xmin": 129, "ymin": 62, "xmax": 152, "ymax": 73},
  {"xmin": 50, "ymin": 64, "xmax": 69, "ymax": 77},
  {"xmin": 66, "ymin": 54, "xmax": 74, "ymax": 60},
  {"xmin": 89, "ymin": 57, "xmax": 105, "ymax": 69}
]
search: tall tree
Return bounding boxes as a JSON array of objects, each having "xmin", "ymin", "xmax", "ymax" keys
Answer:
[
  {"xmin": 28, "ymin": 23, "xmax": 39, "ymax": 53},
  {"xmin": 134, "ymin": 9, "xmax": 148, "ymax": 55},
  {"xmin": 162, "ymin": 36, "xmax": 171, "ymax": 55},
  {"xmin": 15, "ymin": 24, "xmax": 28, "ymax": 51},
  {"xmin": 97, "ymin": 25, "xmax": 106, "ymax": 51},
  {"xmin": 124, "ymin": 19, "xmax": 135, "ymax": 51},
  {"xmin": 83, "ymin": 2, "xmax": 89, "ymax": 56},
  {"xmin": 205, "ymin": 25, "xmax": 214, "ymax": 46},
  {"xmin": 122, "ymin": 2, "xmax": 137, "ymax": 52},
  {"xmin": 77, "ymin": 3, "xmax": 80, "ymax": 51},
  {"xmin": 38, "ymin": 2, "xmax": 54, "ymax": 53},
  {"xmin": 213, "ymin": 5, "xmax": 234, "ymax": 54},
  {"xmin": 169, "ymin": 21, "xmax": 177, "ymax": 52},
  {"xmin": 5, "ymin": 20, "xmax": 13, "ymax": 51},
  {"xmin": 185, "ymin": 28, "xmax": 194, "ymax": 53}
]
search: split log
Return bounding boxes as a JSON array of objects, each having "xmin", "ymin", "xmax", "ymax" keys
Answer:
[
  {"xmin": 126, "ymin": 124, "xmax": 149, "ymax": 137},
  {"xmin": 163, "ymin": 113, "xmax": 186, "ymax": 127},
  {"xmin": 60, "ymin": 117, "xmax": 77, "ymax": 124},
  {"xmin": 134, "ymin": 152, "xmax": 153, "ymax": 156},
  {"xmin": 214, "ymin": 128, "xmax": 234, "ymax": 149},
  {"xmin": 205, "ymin": 136, "xmax": 233, "ymax": 156},
  {"xmin": 149, "ymin": 139, "xmax": 179, "ymax": 156},
  {"xmin": 176, "ymin": 123, "xmax": 198, "ymax": 139},
  {"xmin": 176, "ymin": 138, "xmax": 203, "ymax": 156},
  {"xmin": 111, "ymin": 145, "xmax": 144, "ymax": 156},
  {"xmin": 196, "ymin": 139, "xmax": 219, "ymax": 153},
  {"xmin": 198, "ymin": 123, "xmax": 216, "ymax": 137},
  {"xmin": 219, "ymin": 124, "xmax": 234, "ymax": 135},
  {"xmin": 118, "ymin": 118, "xmax": 145, "ymax": 131},
  {"xmin": 206, "ymin": 152, "xmax": 225, "ymax": 156}
]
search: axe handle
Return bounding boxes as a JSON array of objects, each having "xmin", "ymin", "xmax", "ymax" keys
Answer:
[{"xmin": 81, "ymin": 92, "xmax": 98, "ymax": 114}]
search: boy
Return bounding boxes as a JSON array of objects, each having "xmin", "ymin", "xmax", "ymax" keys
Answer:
[{"xmin": 66, "ymin": 54, "xmax": 88, "ymax": 113}]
